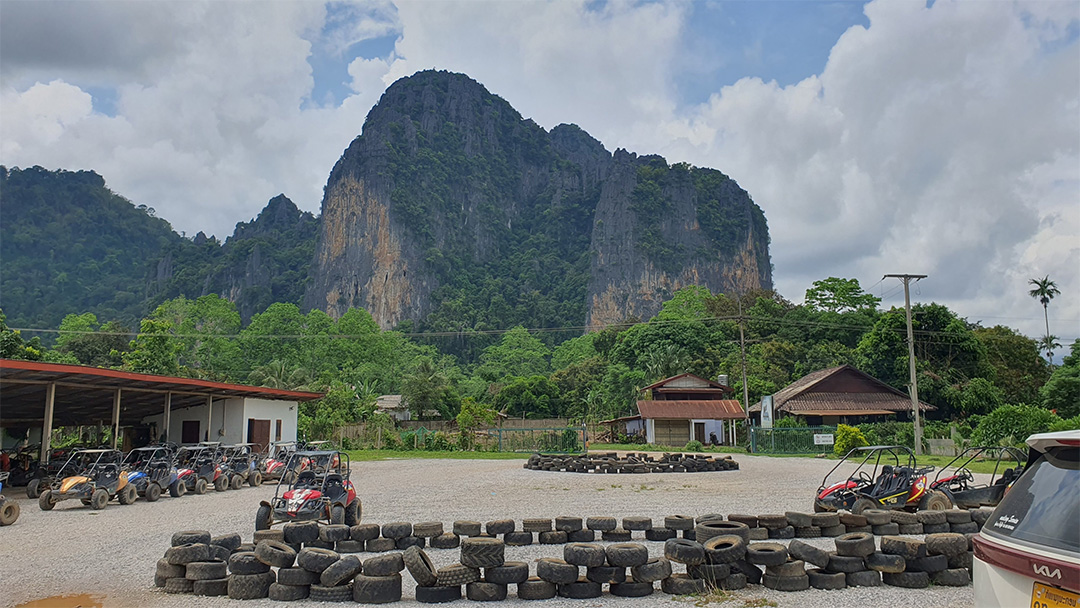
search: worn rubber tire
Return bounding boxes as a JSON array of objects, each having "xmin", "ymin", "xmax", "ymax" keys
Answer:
[
  {"xmin": 696, "ymin": 520, "xmax": 749, "ymax": 544},
  {"xmin": 413, "ymin": 521, "xmax": 444, "ymax": 538},
  {"xmin": 466, "ymin": 581, "xmax": 508, "ymax": 601},
  {"xmin": 209, "ymin": 532, "xmax": 240, "ymax": 552},
  {"xmin": 785, "ymin": 511, "xmax": 813, "ymax": 527},
  {"xmin": 310, "ymin": 582, "xmax": 355, "ymax": 602},
  {"xmin": 924, "ymin": 523, "xmax": 951, "ymax": 534},
  {"xmin": 363, "ymin": 552, "xmax": 405, "ymax": 576},
  {"xmin": 826, "ymin": 553, "xmax": 866, "ymax": 573},
  {"xmin": 880, "ymin": 536, "xmax": 927, "ymax": 560},
  {"xmin": 865, "ymin": 552, "xmax": 906, "ymax": 573},
  {"xmin": 555, "ymin": 516, "xmax": 583, "ymax": 532},
  {"xmin": 253, "ymin": 529, "xmax": 283, "ymax": 544},
  {"xmin": 703, "ymin": 534, "xmax": 747, "ymax": 564},
  {"xmin": 907, "ymin": 554, "xmax": 949, "ymax": 573},
  {"xmin": 883, "ymin": 570, "xmax": 930, "ymax": 588},
  {"xmin": 320, "ymin": 524, "xmax": 351, "ymax": 542},
  {"xmin": 213, "ymin": 476, "xmax": 228, "ymax": 492},
  {"xmin": 504, "ymin": 531, "xmax": 533, "ymax": 546},
  {"xmin": 630, "ymin": 557, "xmax": 672, "ymax": 583},
  {"xmin": 664, "ymin": 538, "xmax": 706, "ymax": 565},
  {"xmin": 90, "ymin": 488, "xmax": 108, "ymax": 510},
  {"xmin": 890, "ymin": 510, "xmax": 918, "ymax": 525},
  {"xmin": 143, "ymin": 482, "xmax": 162, "ymax": 502},
  {"xmin": 898, "ymin": 523, "xmax": 924, "ymax": 535},
  {"xmin": 164, "ymin": 577, "xmax": 195, "ymax": 594},
  {"xmin": 185, "ymin": 560, "xmax": 227, "ymax": 580},
  {"xmin": 536, "ymin": 558, "xmax": 578, "ymax": 584},
  {"xmin": 926, "ymin": 533, "xmax": 968, "ymax": 557},
  {"xmin": 846, "ymin": 569, "xmax": 882, "ymax": 587},
  {"xmin": 602, "ymin": 529, "xmax": 632, "ymax": 542},
  {"xmin": 808, "ymin": 568, "xmax": 846, "ymax": 590},
  {"xmin": 722, "ymin": 572, "xmax": 748, "ymax": 590},
  {"xmin": 321, "ymin": 555, "xmax": 362, "ymax": 587},
  {"xmin": 157, "ymin": 558, "xmax": 186, "ymax": 579},
  {"xmin": 255, "ymin": 540, "xmax": 296, "ymax": 568},
  {"xmin": 461, "ymin": 537, "xmax": 505, "ymax": 568},
  {"xmin": 26, "ymin": 478, "xmax": 40, "ymax": 499},
  {"xmin": 268, "ymin": 582, "xmax": 309, "ymax": 601},
  {"xmin": 945, "ymin": 509, "xmax": 973, "ymax": 524},
  {"xmin": 396, "ymin": 536, "xmax": 425, "ymax": 550},
  {"xmin": 585, "ymin": 516, "xmax": 617, "ymax": 531},
  {"xmin": 872, "ymin": 523, "xmax": 901, "ymax": 535},
  {"xmin": 610, "ymin": 578, "xmax": 654, "ymax": 597},
  {"xmin": 917, "ymin": 509, "xmax": 948, "ymax": 525},
  {"xmin": 192, "ymin": 577, "xmax": 228, "ymax": 596},
  {"xmin": 839, "ymin": 513, "xmax": 868, "ymax": 527},
  {"xmin": 732, "ymin": 559, "xmax": 763, "ymax": 584},
  {"xmin": 539, "ymin": 531, "xmax": 568, "ymax": 544},
  {"xmin": 454, "ymin": 520, "xmax": 482, "ymax": 536},
  {"xmin": 277, "ymin": 567, "xmax": 319, "ymax": 585},
  {"xmin": 283, "ymin": 521, "xmax": 319, "ymax": 545},
  {"xmin": 517, "ymin": 577, "xmax": 557, "ymax": 600},
  {"xmin": 835, "ymin": 532, "xmax": 876, "ymax": 557},
  {"xmin": 687, "ymin": 562, "xmax": 729, "ymax": 583},
  {"xmin": 485, "ymin": 561, "xmax": 529, "ymax": 584},
  {"xmin": 230, "ymin": 475, "xmax": 243, "ymax": 490},
  {"xmin": 788, "ymin": 539, "xmax": 830, "ymax": 569},
  {"xmin": 557, "ymin": 578, "xmax": 602, "ymax": 599},
  {"xmin": 564, "ymin": 543, "xmax": 607, "ymax": 567},
  {"xmin": 0, "ymin": 500, "xmax": 20, "ymax": 525},
  {"xmin": 167, "ymin": 543, "xmax": 210, "ymax": 566},
  {"xmin": 228, "ymin": 551, "xmax": 270, "ymax": 574},
  {"xmin": 567, "ymin": 529, "xmax": 595, "ymax": 542},
  {"xmin": 796, "ymin": 526, "xmax": 822, "ymax": 538},
  {"xmin": 763, "ymin": 573, "xmax": 810, "ymax": 591},
  {"xmin": 522, "ymin": 518, "xmax": 553, "ymax": 533},
  {"xmin": 430, "ymin": 533, "xmax": 460, "ymax": 549},
  {"xmin": 746, "ymin": 542, "xmax": 789, "ymax": 567},
  {"xmin": 766, "ymin": 559, "xmax": 807, "ymax": 578},
  {"xmin": 415, "ymin": 584, "xmax": 462, "ymax": 603},
  {"xmin": 757, "ymin": 514, "xmax": 788, "ymax": 529},
  {"xmin": 117, "ymin": 483, "xmax": 137, "ymax": 505},
  {"xmin": 606, "ymin": 543, "xmax": 649, "ymax": 567},
  {"xmin": 661, "ymin": 573, "xmax": 707, "ymax": 595},
  {"xmin": 249, "ymin": 471, "xmax": 262, "ymax": 487},
  {"xmin": 367, "ymin": 538, "xmax": 397, "ymax": 552},
  {"xmin": 404, "ymin": 545, "xmax": 438, "ymax": 587},
  {"xmin": 436, "ymin": 563, "xmax": 481, "ymax": 586},
  {"xmin": 862, "ymin": 508, "xmax": 891, "ymax": 524},
  {"xmin": 350, "ymin": 522, "xmax": 381, "ymax": 541},
  {"xmin": 811, "ymin": 512, "xmax": 840, "ymax": 528},
  {"xmin": 485, "ymin": 519, "xmax": 514, "ymax": 535},
  {"xmin": 767, "ymin": 525, "xmax": 795, "ymax": 539},
  {"xmin": 169, "ymin": 480, "xmax": 186, "ymax": 498},
  {"xmin": 932, "ymin": 568, "xmax": 971, "ymax": 586},
  {"xmin": 228, "ymin": 571, "xmax": 275, "ymax": 599},
  {"xmin": 172, "ymin": 530, "xmax": 212, "ymax": 547},
  {"xmin": 622, "ymin": 516, "xmax": 652, "ymax": 531}
]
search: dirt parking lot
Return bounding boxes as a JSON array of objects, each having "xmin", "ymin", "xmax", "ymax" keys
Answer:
[{"xmin": 2, "ymin": 454, "xmax": 976, "ymax": 608}]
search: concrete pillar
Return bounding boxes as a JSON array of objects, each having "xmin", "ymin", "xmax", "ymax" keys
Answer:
[
  {"xmin": 206, "ymin": 395, "xmax": 213, "ymax": 442},
  {"xmin": 163, "ymin": 392, "xmax": 172, "ymax": 443},
  {"xmin": 40, "ymin": 383, "xmax": 56, "ymax": 464},
  {"xmin": 112, "ymin": 389, "xmax": 122, "ymax": 449}
]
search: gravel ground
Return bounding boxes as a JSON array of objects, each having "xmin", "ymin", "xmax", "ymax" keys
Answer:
[{"xmin": 2, "ymin": 454, "xmax": 976, "ymax": 608}]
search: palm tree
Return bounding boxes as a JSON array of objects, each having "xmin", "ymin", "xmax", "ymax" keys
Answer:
[
  {"xmin": 1029, "ymin": 275, "xmax": 1061, "ymax": 350},
  {"xmin": 1039, "ymin": 335, "xmax": 1062, "ymax": 362}
]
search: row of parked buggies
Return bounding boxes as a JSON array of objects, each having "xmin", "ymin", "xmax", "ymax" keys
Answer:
[{"xmin": 11, "ymin": 440, "xmax": 328, "ymax": 514}]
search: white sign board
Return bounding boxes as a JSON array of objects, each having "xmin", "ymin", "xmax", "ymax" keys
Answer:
[
  {"xmin": 814, "ymin": 433, "xmax": 835, "ymax": 445},
  {"xmin": 761, "ymin": 395, "xmax": 774, "ymax": 429}
]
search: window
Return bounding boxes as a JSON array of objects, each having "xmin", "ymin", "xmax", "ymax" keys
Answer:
[
  {"xmin": 983, "ymin": 446, "xmax": 1079, "ymax": 554},
  {"xmin": 275, "ymin": 419, "xmax": 282, "ymax": 441}
]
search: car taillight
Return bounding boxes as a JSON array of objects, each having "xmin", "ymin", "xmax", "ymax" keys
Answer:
[{"xmin": 972, "ymin": 534, "xmax": 1080, "ymax": 592}]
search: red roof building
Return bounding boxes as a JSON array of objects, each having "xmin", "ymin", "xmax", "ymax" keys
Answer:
[{"xmin": 632, "ymin": 374, "xmax": 744, "ymax": 447}]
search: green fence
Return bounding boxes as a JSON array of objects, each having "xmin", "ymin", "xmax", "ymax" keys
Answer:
[
  {"xmin": 493, "ymin": 427, "xmax": 586, "ymax": 454},
  {"xmin": 750, "ymin": 426, "xmax": 837, "ymax": 454}
]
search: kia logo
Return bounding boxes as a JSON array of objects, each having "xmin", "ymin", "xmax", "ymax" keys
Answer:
[{"xmin": 1033, "ymin": 563, "xmax": 1062, "ymax": 579}]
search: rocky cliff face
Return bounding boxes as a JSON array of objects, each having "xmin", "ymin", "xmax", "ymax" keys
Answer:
[{"xmin": 306, "ymin": 70, "xmax": 771, "ymax": 331}]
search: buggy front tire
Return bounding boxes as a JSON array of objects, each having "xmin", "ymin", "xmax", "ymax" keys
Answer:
[
  {"xmin": 345, "ymin": 499, "xmax": 361, "ymax": 526},
  {"xmin": 170, "ymin": 480, "xmax": 186, "ymax": 498},
  {"xmin": 214, "ymin": 476, "xmax": 229, "ymax": 492},
  {"xmin": 249, "ymin": 472, "xmax": 262, "ymax": 487},
  {"xmin": 119, "ymin": 484, "xmax": 137, "ymax": 505},
  {"xmin": 255, "ymin": 504, "xmax": 272, "ymax": 531},
  {"xmin": 0, "ymin": 500, "xmax": 19, "ymax": 525},
  {"xmin": 91, "ymin": 488, "xmax": 109, "ymax": 510},
  {"xmin": 146, "ymin": 483, "xmax": 162, "ymax": 502},
  {"xmin": 38, "ymin": 490, "xmax": 55, "ymax": 511},
  {"xmin": 231, "ymin": 475, "xmax": 244, "ymax": 490},
  {"xmin": 330, "ymin": 505, "xmax": 345, "ymax": 525},
  {"xmin": 919, "ymin": 490, "xmax": 951, "ymax": 511},
  {"xmin": 195, "ymin": 479, "xmax": 208, "ymax": 495},
  {"xmin": 851, "ymin": 498, "xmax": 876, "ymax": 515},
  {"xmin": 26, "ymin": 478, "xmax": 40, "ymax": 499}
]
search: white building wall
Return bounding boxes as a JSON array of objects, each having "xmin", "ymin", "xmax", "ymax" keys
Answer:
[
  {"xmin": 645, "ymin": 419, "xmax": 655, "ymax": 444},
  {"xmin": 693, "ymin": 419, "xmax": 725, "ymax": 444},
  {"xmin": 140, "ymin": 397, "xmax": 298, "ymax": 444},
  {"xmin": 242, "ymin": 398, "xmax": 297, "ymax": 443}
]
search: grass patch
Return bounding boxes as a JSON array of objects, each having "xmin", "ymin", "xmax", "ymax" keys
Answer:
[
  {"xmin": 677, "ymin": 589, "xmax": 777, "ymax": 607},
  {"xmin": 343, "ymin": 449, "xmax": 530, "ymax": 462}
]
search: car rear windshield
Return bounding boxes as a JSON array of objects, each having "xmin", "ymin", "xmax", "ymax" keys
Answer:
[{"xmin": 984, "ymin": 446, "xmax": 1079, "ymax": 554}]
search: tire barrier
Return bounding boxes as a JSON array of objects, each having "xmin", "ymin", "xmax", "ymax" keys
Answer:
[
  {"xmin": 525, "ymin": 452, "xmax": 739, "ymax": 473},
  {"xmin": 155, "ymin": 510, "xmax": 981, "ymax": 602}
]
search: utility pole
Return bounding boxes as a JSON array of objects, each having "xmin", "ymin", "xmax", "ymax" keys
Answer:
[
  {"xmin": 884, "ymin": 274, "xmax": 927, "ymax": 456},
  {"xmin": 737, "ymin": 296, "xmax": 750, "ymax": 441}
]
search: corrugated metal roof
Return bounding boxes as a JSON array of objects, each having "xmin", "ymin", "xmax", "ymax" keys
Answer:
[
  {"xmin": 641, "ymin": 373, "xmax": 732, "ymax": 393},
  {"xmin": 748, "ymin": 365, "xmax": 933, "ymax": 414},
  {"xmin": 637, "ymin": 400, "xmax": 745, "ymax": 420}
]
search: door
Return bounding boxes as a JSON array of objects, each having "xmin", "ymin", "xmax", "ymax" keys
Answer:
[
  {"xmin": 654, "ymin": 420, "xmax": 690, "ymax": 447},
  {"xmin": 247, "ymin": 419, "xmax": 271, "ymax": 452},
  {"xmin": 694, "ymin": 422, "xmax": 706, "ymax": 445},
  {"xmin": 181, "ymin": 420, "xmax": 201, "ymax": 444}
]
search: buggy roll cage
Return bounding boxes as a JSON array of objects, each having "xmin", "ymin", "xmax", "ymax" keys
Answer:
[
  {"xmin": 932, "ymin": 446, "xmax": 1026, "ymax": 488},
  {"xmin": 54, "ymin": 449, "xmax": 124, "ymax": 481},
  {"xmin": 270, "ymin": 451, "xmax": 351, "ymax": 501},
  {"xmin": 819, "ymin": 445, "xmax": 932, "ymax": 495},
  {"xmin": 122, "ymin": 445, "xmax": 175, "ymax": 469}
]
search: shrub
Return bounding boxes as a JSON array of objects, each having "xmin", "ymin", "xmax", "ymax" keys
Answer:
[
  {"xmin": 774, "ymin": 417, "xmax": 808, "ymax": 428},
  {"xmin": 685, "ymin": 440, "xmax": 705, "ymax": 452},
  {"xmin": 1048, "ymin": 414, "xmax": 1080, "ymax": 433},
  {"xmin": 858, "ymin": 421, "xmax": 914, "ymax": 448},
  {"xmin": 834, "ymin": 424, "xmax": 869, "ymax": 457},
  {"xmin": 971, "ymin": 405, "xmax": 1061, "ymax": 447}
]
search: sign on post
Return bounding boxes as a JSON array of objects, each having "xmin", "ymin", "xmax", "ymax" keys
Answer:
[
  {"xmin": 761, "ymin": 395, "xmax": 773, "ymax": 429},
  {"xmin": 814, "ymin": 433, "xmax": 835, "ymax": 445}
]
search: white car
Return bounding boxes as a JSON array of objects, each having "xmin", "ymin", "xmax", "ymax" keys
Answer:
[{"xmin": 972, "ymin": 430, "xmax": 1079, "ymax": 607}]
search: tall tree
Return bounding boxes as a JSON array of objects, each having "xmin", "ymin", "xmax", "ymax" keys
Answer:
[{"xmin": 1028, "ymin": 275, "xmax": 1061, "ymax": 359}]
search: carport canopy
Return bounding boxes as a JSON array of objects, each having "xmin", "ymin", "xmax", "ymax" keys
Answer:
[{"xmin": 0, "ymin": 359, "xmax": 323, "ymax": 462}]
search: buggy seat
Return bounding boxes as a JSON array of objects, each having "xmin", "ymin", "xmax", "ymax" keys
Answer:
[{"xmin": 295, "ymin": 470, "xmax": 318, "ymax": 488}]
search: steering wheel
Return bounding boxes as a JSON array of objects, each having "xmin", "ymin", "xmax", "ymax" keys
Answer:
[{"xmin": 857, "ymin": 471, "xmax": 873, "ymax": 485}]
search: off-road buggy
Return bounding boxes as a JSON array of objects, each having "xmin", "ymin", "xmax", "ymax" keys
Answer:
[
  {"xmin": 122, "ymin": 444, "xmax": 179, "ymax": 502},
  {"xmin": 930, "ymin": 446, "xmax": 1025, "ymax": 508},
  {"xmin": 262, "ymin": 441, "xmax": 301, "ymax": 483},
  {"xmin": 38, "ymin": 449, "xmax": 136, "ymax": 511},
  {"xmin": 815, "ymin": 445, "xmax": 947, "ymax": 514},
  {"xmin": 221, "ymin": 443, "xmax": 262, "ymax": 489},
  {"xmin": 255, "ymin": 450, "xmax": 359, "ymax": 530},
  {"xmin": 174, "ymin": 444, "xmax": 226, "ymax": 495},
  {"xmin": 0, "ymin": 471, "xmax": 19, "ymax": 526},
  {"xmin": 26, "ymin": 446, "xmax": 87, "ymax": 498},
  {"xmin": 2, "ymin": 444, "xmax": 39, "ymax": 488}
]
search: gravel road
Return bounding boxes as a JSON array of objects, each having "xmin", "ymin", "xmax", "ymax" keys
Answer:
[{"xmin": 2, "ymin": 454, "xmax": 976, "ymax": 608}]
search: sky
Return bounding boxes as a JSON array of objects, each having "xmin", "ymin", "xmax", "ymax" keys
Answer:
[{"xmin": 1, "ymin": 0, "xmax": 1078, "ymax": 348}]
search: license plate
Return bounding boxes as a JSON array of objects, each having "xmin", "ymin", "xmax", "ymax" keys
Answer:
[{"xmin": 1032, "ymin": 582, "xmax": 1079, "ymax": 608}]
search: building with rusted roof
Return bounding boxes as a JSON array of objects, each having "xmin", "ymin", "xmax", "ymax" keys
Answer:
[
  {"xmin": 747, "ymin": 365, "xmax": 934, "ymax": 426},
  {"xmin": 630, "ymin": 373, "xmax": 745, "ymax": 446}
]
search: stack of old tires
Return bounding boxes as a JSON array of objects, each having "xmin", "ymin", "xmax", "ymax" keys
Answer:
[
  {"xmin": 155, "ymin": 530, "xmax": 241, "ymax": 596},
  {"xmin": 525, "ymin": 452, "xmax": 739, "ymax": 473}
]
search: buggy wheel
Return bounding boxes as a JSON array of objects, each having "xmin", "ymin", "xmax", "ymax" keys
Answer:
[
  {"xmin": 919, "ymin": 490, "xmax": 951, "ymax": 511},
  {"xmin": 330, "ymin": 505, "xmax": 345, "ymax": 525},
  {"xmin": 851, "ymin": 498, "xmax": 876, "ymax": 515},
  {"xmin": 81, "ymin": 498, "xmax": 92, "ymax": 506},
  {"xmin": 195, "ymin": 479, "xmax": 208, "ymax": 495},
  {"xmin": 282, "ymin": 470, "xmax": 298, "ymax": 485},
  {"xmin": 214, "ymin": 476, "xmax": 229, "ymax": 492},
  {"xmin": 255, "ymin": 504, "xmax": 272, "ymax": 531},
  {"xmin": 231, "ymin": 475, "xmax": 244, "ymax": 490},
  {"xmin": 119, "ymin": 484, "xmax": 137, "ymax": 505},
  {"xmin": 38, "ymin": 490, "xmax": 55, "ymax": 511},
  {"xmin": 0, "ymin": 500, "xmax": 19, "ymax": 525},
  {"xmin": 170, "ymin": 480, "xmax": 186, "ymax": 498},
  {"xmin": 91, "ymin": 488, "xmax": 109, "ymax": 510},
  {"xmin": 146, "ymin": 483, "xmax": 162, "ymax": 502},
  {"xmin": 26, "ymin": 479, "xmax": 40, "ymax": 499},
  {"xmin": 345, "ymin": 499, "xmax": 361, "ymax": 526},
  {"xmin": 813, "ymin": 502, "xmax": 827, "ymax": 512},
  {"xmin": 249, "ymin": 472, "xmax": 262, "ymax": 487}
]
